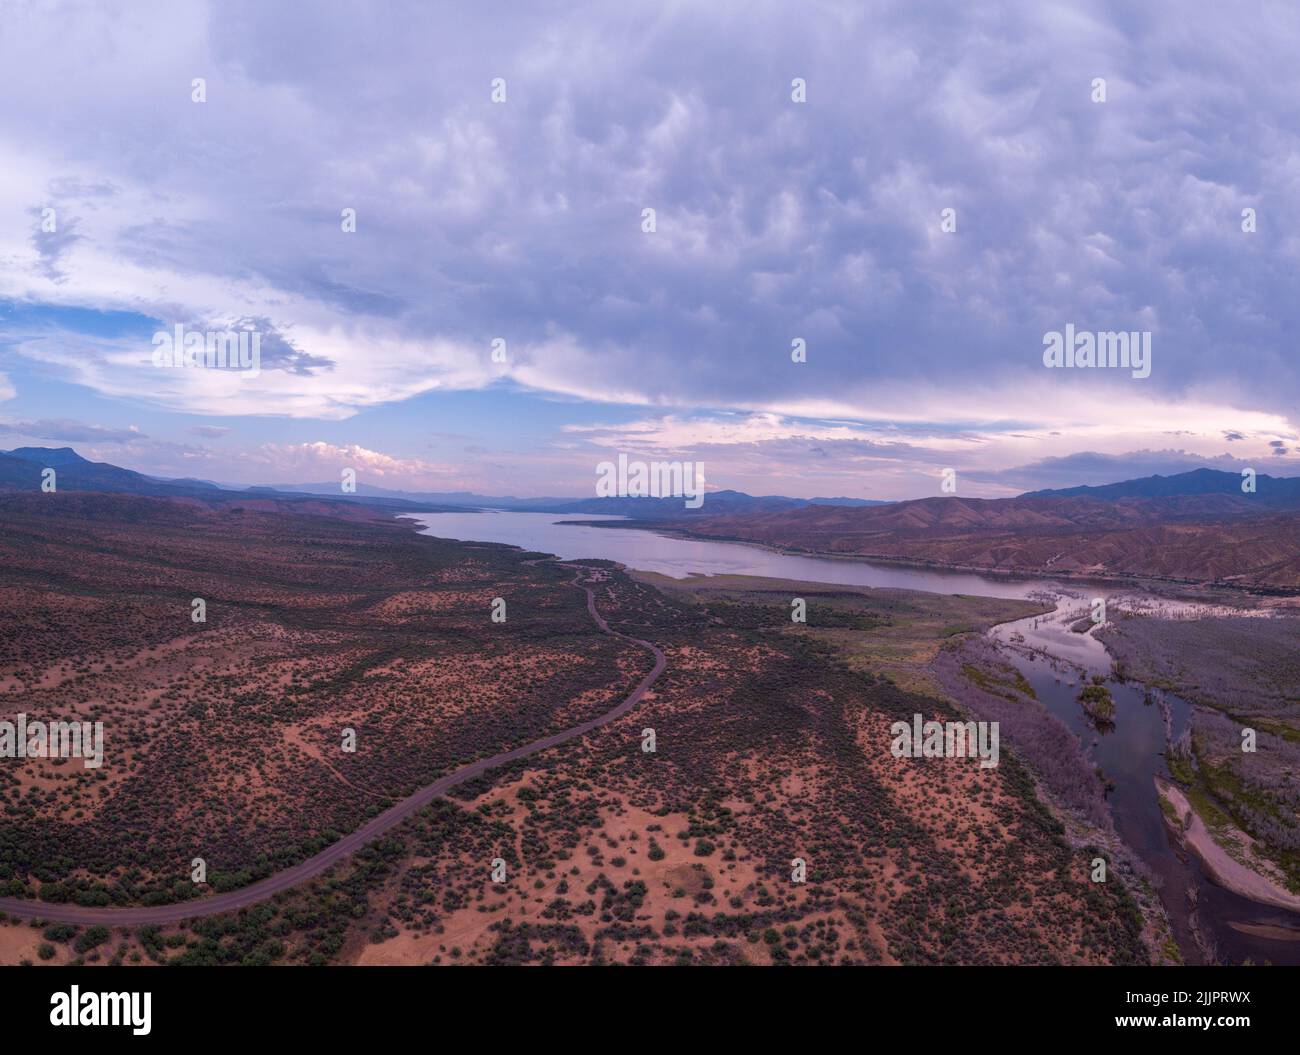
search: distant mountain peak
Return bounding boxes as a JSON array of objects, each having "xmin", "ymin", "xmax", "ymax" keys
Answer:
[
  {"xmin": 3, "ymin": 446, "xmax": 93, "ymax": 467},
  {"xmin": 1022, "ymin": 466, "xmax": 1300, "ymax": 503}
]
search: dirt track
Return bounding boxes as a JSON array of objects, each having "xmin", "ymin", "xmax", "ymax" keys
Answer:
[{"xmin": 0, "ymin": 565, "xmax": 666, "ymax": 925}]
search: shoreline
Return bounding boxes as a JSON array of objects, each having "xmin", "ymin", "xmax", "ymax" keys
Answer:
[
  {"xmin": 1155, "ymin": 777, "xmax": 1300, "ymax": 915},
  {"xmin": 563, "ymin": 518, "xmax": 1297, "ymax": 602}
]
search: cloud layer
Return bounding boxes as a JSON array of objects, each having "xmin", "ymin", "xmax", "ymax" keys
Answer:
[{"xmin": 0, "ymin": 1, "xmax": 1298, "ymax": 494}]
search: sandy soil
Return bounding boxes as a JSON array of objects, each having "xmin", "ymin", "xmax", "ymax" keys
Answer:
[
  {"xmin": 0, "ymin": 923, "xmax": 54, "ymax": 965},
  {"xmin": 1228, "ymin": 921, "xmax": 1300, "ymax": 941},
  {"xmin": 1156, "ymin": 777, "xmax": 1300, "ymax": 913},
  {"xmin": 355, "ymin": 771, "xmax": 768, "ymax": 966}
]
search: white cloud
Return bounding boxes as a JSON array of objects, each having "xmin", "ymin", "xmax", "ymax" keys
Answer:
[{"xmin": 0, "ymin": 0, "xmax": 1297, "ymax": 468}]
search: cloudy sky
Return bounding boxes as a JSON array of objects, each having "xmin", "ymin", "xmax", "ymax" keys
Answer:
[{"xmin": 1, "ymin": 0, "xmax": 1297, "ymax": 499}]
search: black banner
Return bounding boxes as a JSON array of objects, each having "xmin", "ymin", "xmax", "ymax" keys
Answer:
[{"xmin": 1, "ymin": 965, "xmax": 1292, "ymax": 1041}]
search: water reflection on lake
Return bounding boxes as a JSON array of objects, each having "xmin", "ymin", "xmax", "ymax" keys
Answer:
[{"xmin": 407, "ymin": 510, "xmax": 1056, "ymax": 598}]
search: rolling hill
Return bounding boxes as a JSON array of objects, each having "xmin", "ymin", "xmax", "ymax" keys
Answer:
[
  {"xmin": 0, "ymin": 448, "xmax": 462, "ymax": 513},
  {"xmin": 1024, "ymin": 467, "xmax": 1300, "ymax": 507},
  {"xmin": 677, "ymin": 469, "xmax": 1300, "ymax": 588}
]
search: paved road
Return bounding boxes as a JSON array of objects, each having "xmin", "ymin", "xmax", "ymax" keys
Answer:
[{"xmin": 0, "ymin": 566, "xmax": 666, "ymax": 925}]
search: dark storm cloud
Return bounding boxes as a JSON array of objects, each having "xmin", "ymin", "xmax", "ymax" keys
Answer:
[
  {"xmin": 3, "ymin": 0, "xmax": 1300, "ymax": 429},
  {"xmin": 228, "ymin": 317, "xmax": 335, "ymax": 376}
]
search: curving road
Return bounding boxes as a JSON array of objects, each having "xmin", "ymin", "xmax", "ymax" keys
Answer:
[{"xmin": 0, "ymin": 565, "xmax": 666, "ymax": 925}]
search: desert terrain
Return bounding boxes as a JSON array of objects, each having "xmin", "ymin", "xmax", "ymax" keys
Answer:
[{"xmin": 0, "ymin": 494, "xmax": 1157, "ymax": 965}]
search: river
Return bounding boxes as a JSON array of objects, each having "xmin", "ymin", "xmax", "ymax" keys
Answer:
[
  {"xmin": 409, "ymin": 509, "xmax": 1300, "ymax": 965},
  {"xmin": 990, "ymin": 603, "xmax": 1300, "ymax": 965}
]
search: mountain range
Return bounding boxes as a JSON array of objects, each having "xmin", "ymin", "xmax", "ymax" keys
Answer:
[
  {"xmin": 1025, "ymin": 466, "xmax": 1300, "ymax": 507},
  {"xmin": 0, "ymin": 448, "xmax": 888, "ymax": 518},
  {"xmin": 265, "ymin": 481, "xmax": 889, "ymax": 518},
  {"xmin": 677, "ymin": 469, "xmax": 1300, "ymax": 587},
  {"xmin": 0, "ymin": 448, "xmax": 464, "ymax": 512},
  {"xmin": 3, "ymin": 448, "xmax": 1299, "ymax": 585}
]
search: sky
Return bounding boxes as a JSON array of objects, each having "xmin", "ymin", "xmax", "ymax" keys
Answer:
[{"xmin": 0, "ymin": 0, "xmax": 1298, "ymax": 500}]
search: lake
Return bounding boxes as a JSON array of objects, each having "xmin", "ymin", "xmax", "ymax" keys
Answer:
[{"xmin": 406, "ymin": 509, "xmax": 1059, "ymax": 598}]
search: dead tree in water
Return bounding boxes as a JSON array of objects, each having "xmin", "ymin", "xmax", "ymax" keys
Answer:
[
  {"xmin": 1158, "ymin": 696, "xmax": 1174, "ymax": 749},
  {"xmin": 1169, "ymin": 726, "xmax": 1194, "ymax": 772}
]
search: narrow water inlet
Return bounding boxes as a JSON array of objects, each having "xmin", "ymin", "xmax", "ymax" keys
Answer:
[{"xmin": 993, "ymin": 602, "xmax": 1300, "ymax": 965}]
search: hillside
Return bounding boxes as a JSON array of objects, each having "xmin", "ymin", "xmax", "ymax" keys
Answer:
[
  {"xmin": 1024, "ymin": 467, "xmax": 1300, "ymax": 507},
  {"xmin": 0, "ymin": 447, "xmax": 462, "ymax": 513},
  {"xmin": 678, "ymin": 471, "xmax": 1300, "ymax": 588}
]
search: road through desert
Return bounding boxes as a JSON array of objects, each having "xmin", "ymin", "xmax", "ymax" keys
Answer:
[{"xmin": 0, "ymin": 565, "xmax": 666, "ymax": 926}]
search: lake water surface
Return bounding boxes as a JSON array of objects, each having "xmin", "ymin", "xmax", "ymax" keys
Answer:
[{"xmin": 407, "ymin": 510, "xmax": 1058, "ymax": 597}]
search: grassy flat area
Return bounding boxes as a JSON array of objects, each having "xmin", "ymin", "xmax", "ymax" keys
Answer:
[{"xmin": 632, "ymin": 571, "xmax": 1049, "ymax": 697}]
